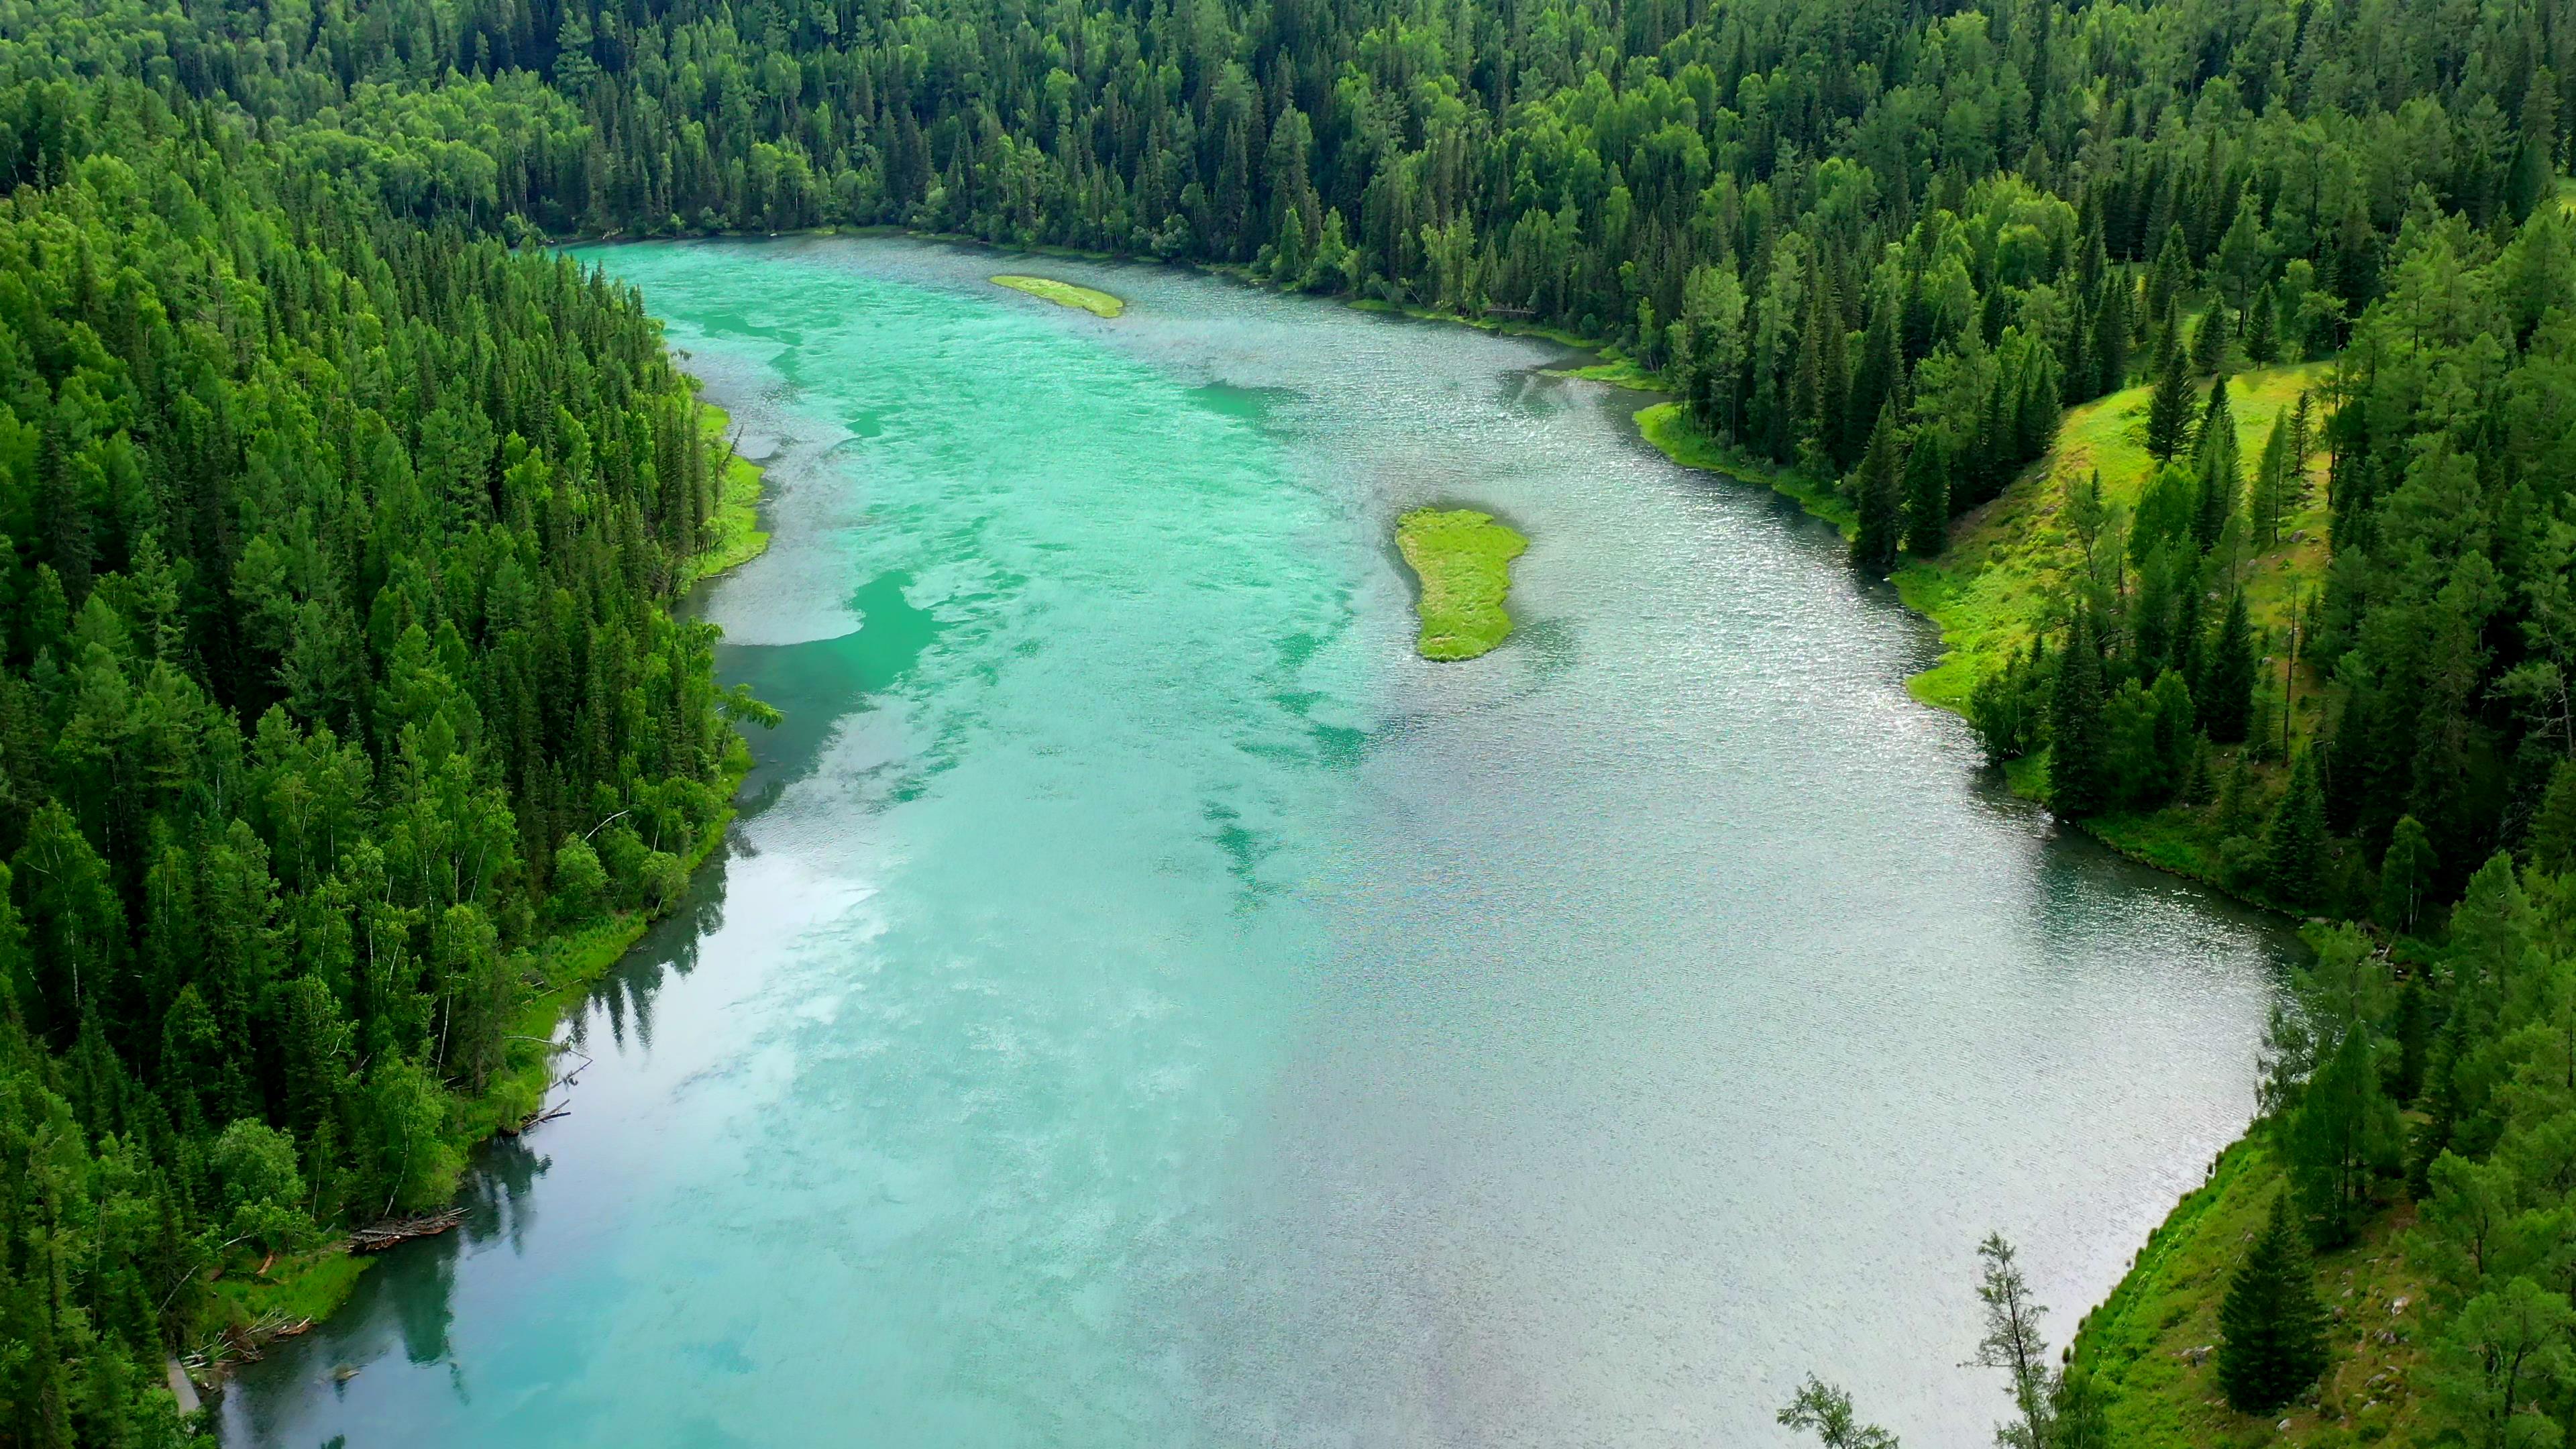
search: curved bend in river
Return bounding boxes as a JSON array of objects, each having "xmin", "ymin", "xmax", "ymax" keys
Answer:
[{"xmin": 221, "ymin": 236, "xmax": 2291, "ymax": 1449}]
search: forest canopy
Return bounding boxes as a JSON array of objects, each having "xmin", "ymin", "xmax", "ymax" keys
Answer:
[{"xmin": 0, "ymin": 0, "xmax": 2573, "ymax": 1439}]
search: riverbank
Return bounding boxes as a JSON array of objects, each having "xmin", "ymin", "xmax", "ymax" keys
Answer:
[
  {"xmin": 2069, "ymin": 1136, "xmax": 2432, "ymax": 1447},
  {"xmin": 197, "ymin": 417, "xmax": 772, "ymax": 1391},
  {"xmin": 680, "ymin": 399, "xmax": 771, "ymax": 588},
  {"xmin": 1395, "ymin": 506, "xmax": 1527, "ymax": 659}
]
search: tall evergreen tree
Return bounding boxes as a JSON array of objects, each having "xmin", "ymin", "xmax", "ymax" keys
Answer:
[
  {"xmin": 2049, "ymin": 612, "xmax": 2111, "ymax": 817},
  {"xmin": 2264, "ymin": 752, "xmax": 2330, "ymax": 906},
  {"xmin": 2146, "ymin": 305, "xmax": 2196, "ymax": 462},
  {"xmin": 2201, "ymin": 592, "xmax": 2258, "ymax": 743},
  {"xmin": 2377, "ymin": 814, "xmax": 2436, "ymax": 932},
  {"xmin": 1972, "ymin": 1234, "xmax": 2056, "ymax": 1449},
  {"xmin": 2216, "ymin": 1189, "xmax": 2330, "ymax": 1415},
  {"xmin": 1904, "ymin": 432, "xmax": 1950, "ymax": 558},
  {"xmin": 2245, "ymin": 286, "xmax": 2280, "ymax": 364},
  {"xmin": 2192, "ymin": 373, "xmax": 2239, "ymax": 547},
  {"xmin": 1850, "ymin": 404, "xmax": 1904, "ymax": 573},
  {"xmin": 2191, "ymin": 305, "xmax": 2232, "ymax": 376}
]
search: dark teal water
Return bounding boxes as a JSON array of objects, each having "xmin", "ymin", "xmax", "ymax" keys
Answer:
[{"xmin": 221, "ymin": 237, "xmax": 2288, "ymax": 1448}]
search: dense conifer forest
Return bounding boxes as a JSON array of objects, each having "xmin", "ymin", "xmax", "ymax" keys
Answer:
[{"xmin": 4, "ymin": 0, "xmax": 2576, "ymax": 1438}]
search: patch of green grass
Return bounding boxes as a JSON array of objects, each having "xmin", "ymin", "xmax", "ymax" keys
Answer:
[
  {"xmin": 1542, "ymin": 357, "xmax": 1662, "ymax": 388},
  {"xmin": 991, "ymin": 274, "xmax": 1124, "ymax": 317},
  {"xmin": 1896, "ymin": 360, "xmax": 2335, "ymax": 720},
  {"xmin": 1633, "ymin": 402, "xmax": 1856, "ymax": 533},
  {"xmin": 1397, "ymin": 506, "xmax": 1527, "ymax": 660},
  {"xmin": 2074, "ymin": 1137, "xmax": 2432, "ymax": 1449},
  {"xmin": 212, "ymin": 1245, "xmax": 371, "ymax": 1332},
  {"xmin": 680, "ymin": 401, "xmax": 769, "ymax": 590}
]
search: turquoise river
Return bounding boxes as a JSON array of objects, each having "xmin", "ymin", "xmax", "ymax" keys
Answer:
[{"xmin": 220, "ymin": 237, "xmax": 2290, "ymax": 1448}]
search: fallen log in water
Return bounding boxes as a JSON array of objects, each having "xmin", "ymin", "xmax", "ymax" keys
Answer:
[{"xmin": 349, "ymin": 1208, "xmax": 469, "ymax": 1252}]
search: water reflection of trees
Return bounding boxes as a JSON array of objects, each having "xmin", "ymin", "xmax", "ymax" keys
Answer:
[{"xmin": 230, "ymin": 844, "xmax": 741, "ymax": 1411}]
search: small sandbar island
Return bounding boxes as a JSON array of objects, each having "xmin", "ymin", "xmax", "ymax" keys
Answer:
[
  {"xmin": 1396, "ymin": 506, "xmax": 1527, "ymax": 660},
  {"xmin": 991, "ymin": 273, "xmax": 1124, "ymax": 317}
]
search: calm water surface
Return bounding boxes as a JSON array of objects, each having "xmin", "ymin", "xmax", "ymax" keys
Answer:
[{"xmin": 221, "ymin": 237, "xmax": 2289, "ymax": 1448}]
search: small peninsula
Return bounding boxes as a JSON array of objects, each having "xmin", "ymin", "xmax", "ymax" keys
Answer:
[
  {"xmin": 992, "ymin": 274, "xmax": 1124, "ymax": 317},
  {"xmin": 1397, "ymin": 506, "xmax": 1527, "ymax": 660}
]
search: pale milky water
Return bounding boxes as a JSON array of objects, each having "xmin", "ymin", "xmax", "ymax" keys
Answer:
[{"xmin": 221, "ymin": 237, "xmax": 2286, "ymax": 1449}]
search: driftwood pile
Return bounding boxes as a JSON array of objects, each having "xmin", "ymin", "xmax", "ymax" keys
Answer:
[{"xmin": 349, "ymin": 1208, "xmax": 469, "ymax": 1253}]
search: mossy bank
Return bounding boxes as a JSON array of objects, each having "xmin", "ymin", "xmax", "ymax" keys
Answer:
[
  {"xmin": 1396, "ymin": 506, "xmax": 1527, "ymax": 660},
  {"xmin": 991, "ymin": 273, "xmax": 1125, "ymax": 317}
]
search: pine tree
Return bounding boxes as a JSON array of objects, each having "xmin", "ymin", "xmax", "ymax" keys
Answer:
[
  {"xmin": 1820, "ymin": 279, "xmax": 1854, "ymax": 468},
  {"xmin": 2192, "ymin": 372, "xmax": 2239, "ymax": 547},
  {"xmin": 2148, "ymin": 223, "xmax": 2191, "ymax": 322},
  {"xmin": 2530, "ymin": 758, "xmax": 2576, "ymax": 873},
  {"xmin": 2251, "ymin": 411, "xmax": 2292, "ymax": 546},
  {"xmin": 2216, "ymin": 1189, "xmax": 2330, "ymax": 1415},
  {"xmin": 2245, "ymin": 286, "xmax": 2279, "ymax": 364},
  {"xmin": 1904, "ymin": 430, "xmax": 1949, "ymax": 557},
  {"xmin": 2087, "ymin": 270, "xmax": 2130, "ymax": 396},
  {"xmin": 1850, "ymin": 403, "xmax": 1904, "ymax": 573},
  {"xmin": 1972, "ymin": 1234, "xmax": 2056, "ymax": 1449},
  {"xmin": 2146, "ymin": 304, "xmax": 2196, "ymax": 462},
  {"xmin": 2201, "ymin": 592, "xmax": 2257, "ymax": 743},
  {"xmin": 2190, "ymin": 304, "xmax": 2231, "ymax": 376},
  {"xmin": 1777, "ymin": 1378, "xmax": 1901, "ymax": 1449},
  {"xmin": 2049, "ymin": 612, "xmax": 2110, "ymax": 817},
  {"xmin": 2377, "ymin": 814, "xmax": 2436, "ymax": 932},
  {"xmin": 2510, "ymin": 66, "xmax": 2561, "ymax": 222},
  {"xmin": 2264, "ymin": 751, "xmax": 2330, "ymax": 906}
]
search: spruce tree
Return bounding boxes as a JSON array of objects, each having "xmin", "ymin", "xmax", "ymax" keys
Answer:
[
  {"xmin": 2192, "ymin": 373, "xmax": 2239, "ymax": 547},
  {"xmin": 2263, "ymin": 751, "xmax": 2330, "ymax": 906},
  {"xmin": 2087, "ymin": 270, "xmax": 2130, "ymax": 395},
  {"xmin": 2201, "ymin": 592, "xmax": 2257, "ymax": 743},
  {"xmin": 2146, "ymin": 305, "xmax": 2196, "ymax": 462},
  {"xmin": 2510, "ymin": 66, "xmax": 2560, "ymax": 223},
  {"xmin": 2216, "ymin": 1189, "xmax": 2330, "ymax": 1415},
  {"xmin": 2251, "ymin": 412, "xmax": 2292, "ymax": 546},
  {"xmin": 2191, "ymin": 304, "xmax": 2231, "ymax": 376},
  {"xmin": 2049, "ymin": 612, "xmax": 2110, "ymax": 817},
  {"xmin": 1850, "ymin": 403, "xmax": 1904, "ymax": 573},
  {"xmin": 2148, "ymin": 224, "xmax": 2191, "ymax": 321},
  {"xmin": 2377, "ymin": 814, "xmax": 2436, "ymax": 932},
  {"xmin": 2530, "ymin": 758, "xmax": 2576, "ymax": 874},
  {"xmin": 2245, "ymin": 286, "xmax": 2279, "ymax": 364},
  {"xmin": 1904, "ymin": 431, "xmax": 1949, "ymax": 557}
]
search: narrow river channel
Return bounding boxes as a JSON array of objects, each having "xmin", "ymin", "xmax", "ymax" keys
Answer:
[{"xmin": 220, "ymin": 237, "xmax": 2291, "ymax": 1449}]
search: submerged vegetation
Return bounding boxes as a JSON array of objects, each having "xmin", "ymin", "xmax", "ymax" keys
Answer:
[
  {"xmin": 991, "ymin": 275, "xmax": 1125, "ymax": 318},
  {"xmin": 1396, "ymin": 508, "xmax": 1527, "ymax": 661}
]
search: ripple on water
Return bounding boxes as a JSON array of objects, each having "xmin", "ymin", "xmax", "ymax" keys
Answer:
[{"xmin": 220, "ymin": 236, "xmax": 2289, "ymax": 1449}]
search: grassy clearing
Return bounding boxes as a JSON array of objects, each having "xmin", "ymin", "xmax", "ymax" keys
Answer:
[
  {"xmin": 212, "ymin": 1245, "xmax": 371, "ymax": 1331},
  {"xmin": 2074, "ymin": 1137, "xmax": 2432, "ymax": 1449},
  {"xmin": 991, "ymin": 273, "xmax": 1124, "ymax": 317},
  {"xmin": 1633, "ymin": 402, "xmax": 1857, "ymax": 533},
  {"xmin": 1895, "ymin": 360, "xmax": 2334, "ymax": 717},
  {"xmin": 1542, "ymin": 356, "xmax": 1663, "ymax": 388},
  {"xmin": 679, "ymin": 400, "xmax": 769, "ymax": 590},
  {"xmin": 1397, "ymin": 506, "xmax": 1528, "ymax": 660}
]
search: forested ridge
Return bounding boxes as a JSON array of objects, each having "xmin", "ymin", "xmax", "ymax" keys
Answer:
[
  {"xmin": 3, "ymin": 0, "xmax": 2576, "ymax": 1438},
  {"xmin": 0, "ymin": 65, "xmax": 754, "ymax": 1449}
]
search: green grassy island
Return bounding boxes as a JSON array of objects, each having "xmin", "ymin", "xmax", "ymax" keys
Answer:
[
  {"xmin": 991, "ymin": 274, "xmax": 1124, "ymax": 317},
  {"xmin": 1396, "ymin": 506, "xmax": 1527, "ymax": 661}
]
